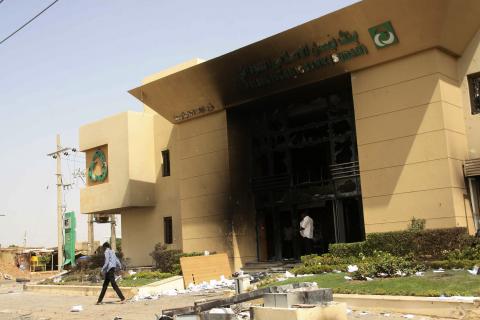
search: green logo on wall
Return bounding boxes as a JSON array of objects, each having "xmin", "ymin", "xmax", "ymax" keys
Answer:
[
  {"xmin": 368, "ymin": 21, "xmax": 398, "ymax": 49},
  {"xmin": 88, "ymin": 149, "xmax": 108, "ymax": 182}
]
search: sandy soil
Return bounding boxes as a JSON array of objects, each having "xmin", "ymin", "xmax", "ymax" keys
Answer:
[{"xmin": 0, "ymin": 282, "xmax": 455, "ymax": 320}]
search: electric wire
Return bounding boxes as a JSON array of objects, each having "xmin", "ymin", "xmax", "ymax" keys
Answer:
[{"xmin": 0, "ymin": 0, "xmax": 60, "ymax": 45}]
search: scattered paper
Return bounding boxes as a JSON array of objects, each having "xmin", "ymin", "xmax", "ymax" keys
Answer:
[
  {"xmin": 70, "ymin": 305, "xmax": 83, "ymax": 312},
  {"xmin": 347, "ymin": 265, "xmax": 358, "ymax": 273},
  {"xmin": 468, "ymin": 266, "xmax": 478, "ymax": 275}
]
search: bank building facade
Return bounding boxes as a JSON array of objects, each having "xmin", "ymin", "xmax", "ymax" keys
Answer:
[{"xmin": 80, "ymin": 0, "xmax": 480, "ymax": 269}]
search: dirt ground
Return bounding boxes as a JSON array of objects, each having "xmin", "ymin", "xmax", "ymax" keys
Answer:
[{"xmin": 0, "ymin": 281, "xmax": 456, "ymax": 320}]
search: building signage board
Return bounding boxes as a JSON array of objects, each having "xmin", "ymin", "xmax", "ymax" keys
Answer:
[
  {"xmin": 239, "ymin": 30, "xmax": 369, "ymax": 89},
  {"xmin": 368, "ymin": 21, "xmax": 399, "ymax": 49}
]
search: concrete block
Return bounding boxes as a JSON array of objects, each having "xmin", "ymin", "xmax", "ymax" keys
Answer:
[
  {"xmin": 251, "ymin": 302, "xmax": 347, "ymax": 320},
  {"xmin": 138, "ymin": 275, "xmax": 184, "ymax": 296},
  {"xmin": 264, "ymin": 289, "xmax": 333, "ymax": 307},
  {"xmin": 264, "ymin": 293, "xmax": 303, "ymax": 308}
]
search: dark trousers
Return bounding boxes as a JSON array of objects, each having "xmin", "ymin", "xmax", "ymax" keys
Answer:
[
  {"xmin": 97, "ymin": 268, "xmax": 125, "ymax": 302},
  {"xmin": 302, "ymin": 237, "xmax": 314, "ymax": 255}
]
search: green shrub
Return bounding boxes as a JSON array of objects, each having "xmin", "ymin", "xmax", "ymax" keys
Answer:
[
  {"xmin": 301, "ymin": 253, "xmax": 357, "ymax": 266},
  {"xmin": 291, "ymin": 264, "xmax": 348, "ymax": 275},
  {"xmin": 329, "ymin": 242, "xmax": 365, "ymax": 258},
  {"xmin": 123, "ymin": 271, "xmax": 172, "ymax": 280},
  {"xmin": 353, "ymin": 251, "xmax": 424, "ymax": 279},
  {"xmin": 149, "ymin": 243, "xmax": 203, "ymax": 275},
  {"xmin": 412, "ymin": 228, "xmax": 473, "ymax": 259},
  {"xmin": 425, "ymin": 259, "xmax": 480, "ymax": 269},
  {"xmin": 447, "ymin": 245, "xmax": 480, "ymax": 261},
  {"xmin": 408, "ymin": 217, "xmax": 426, "ymax": 232},
  {"xmin": 330, "ymin": 227, "xmax": 473, "ymax": 260}
]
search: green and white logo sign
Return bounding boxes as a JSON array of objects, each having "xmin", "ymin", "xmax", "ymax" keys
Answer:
[{"xmin": 368, "ymin": 21, "xmax": 398, "ymax": 49}]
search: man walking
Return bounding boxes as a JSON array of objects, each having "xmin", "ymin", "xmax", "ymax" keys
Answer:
[{"xmin": 96, "ymin": 242, "xmax": 125, "ymax": 304}]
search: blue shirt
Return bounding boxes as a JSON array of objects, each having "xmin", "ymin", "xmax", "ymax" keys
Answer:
[{"xmin": 102, "ymin": 248, "xmax": 121, "ymax": 273}]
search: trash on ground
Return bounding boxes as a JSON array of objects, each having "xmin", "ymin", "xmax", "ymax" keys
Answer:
[
  {"xmin": 344, "ymin": 276, "xmax": 352, "ymax": 281},
  {"xmin": 433, "ymin": 268, "xmax": 445, "ymax": 273},
  {"xmin": 70, "ymin": 305, "xmax": 83, "ymax": 312},
  {"xmin": 402, "ymin": 315, "xmax": 414, "ymax": 319},
  {"xmin": 467, "ymin": 266, "xmax": 478, "ymax": 275},
  {"xmin": 414, "ymin": 272, "xmax": 424, "ymax": 277},
  {"xmin": 347, "ymin": 265, "xmax": 358, "ymax": 273},
  {"xmin": 366, "ymin": 277, "xmax": 374, "ymax": 281},
  {"xmin": 209, "ymin": 308, "xmax": 234, "ymax": 314}
]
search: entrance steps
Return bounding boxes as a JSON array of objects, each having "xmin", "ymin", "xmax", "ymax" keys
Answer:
[{"xmin": 241, "ymin": 261, "xmax": 300, "ymax": 274}]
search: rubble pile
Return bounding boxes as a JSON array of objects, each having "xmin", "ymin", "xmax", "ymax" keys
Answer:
[{"xmin": 0, "ymin": 262, "xmax": 29, "ymax": 279}]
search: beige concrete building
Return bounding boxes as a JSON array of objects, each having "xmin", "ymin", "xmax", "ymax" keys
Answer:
[{"xmin": 80, "ymin": 0, "xmax": 480, "ymax": 269}]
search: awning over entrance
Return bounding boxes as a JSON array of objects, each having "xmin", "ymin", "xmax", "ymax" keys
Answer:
[{"xmin": 129, "ymin": 0, "xmax": 480, "ymax": 123}]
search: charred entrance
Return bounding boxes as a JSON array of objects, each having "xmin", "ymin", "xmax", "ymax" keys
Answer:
[{"xmin": 228, "ymin": 74, "xmax": 364, "ymax": 261}]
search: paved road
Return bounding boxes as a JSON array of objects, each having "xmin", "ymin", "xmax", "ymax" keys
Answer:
[{"xmin": 0, "ymin": 283, "xmax": 454, "ymax": 320}]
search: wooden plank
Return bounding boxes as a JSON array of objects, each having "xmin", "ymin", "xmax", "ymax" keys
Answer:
[{"xmin": 180, "ymin": 253, "xmax": 231, "ymax": 286}]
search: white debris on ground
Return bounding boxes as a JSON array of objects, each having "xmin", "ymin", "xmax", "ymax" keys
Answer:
[
  {"xmin": 347, "ymin": 265, "xmax": 358, "ymax": 273},
  {"xmin": 70, "ymin": 305, "xmax": 83, "ymax": 312},
  {"xmin": 467, "ymin": 266, "xmax": 478, "ymax": 275},
  {"xmin": 437, "ymin": 295, "xmax": 477, "ymax": 302},
  {"xmin": 132, "ymin": 275, "xmax": 236, "ymax": 301},
  {"xmin": 275, "ymin": 271, "xmax": 314, "ymax": 282},
  {"xmin": 432, "ymin": 268, "xmax": 445, "ymax": 273}
]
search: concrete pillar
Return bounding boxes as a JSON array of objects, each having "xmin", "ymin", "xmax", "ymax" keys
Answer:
[
  {"xmin": 87, "ymin": 214, "xmax": 95, "ymax": 255},
  {"xmin": 110, "ymin": 214, "xmax": 117, "ymax": 252}
]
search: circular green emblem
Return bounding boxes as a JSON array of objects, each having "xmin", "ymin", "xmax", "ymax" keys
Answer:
[{"xmin": 88, "ymin": 150, "xmax": 108, "ymax": 182}]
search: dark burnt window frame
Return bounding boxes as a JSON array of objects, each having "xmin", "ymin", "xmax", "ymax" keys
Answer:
[{"xmin": 468, "ymin": 71, "xmax": 480, "ymax": 115}]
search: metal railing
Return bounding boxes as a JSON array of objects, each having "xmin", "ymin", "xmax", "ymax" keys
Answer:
[{"xmin": 330, "ymin": 161, "xmax": 360, "ymax": 180}]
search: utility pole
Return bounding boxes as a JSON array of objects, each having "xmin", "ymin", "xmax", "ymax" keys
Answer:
[
  {"xmin": 55, "ymin": 134, "xmax": 63, "ymax": 271},
  {"xmin": 47, "ymin": 134, "xmax": 73, "ymax": 271}
]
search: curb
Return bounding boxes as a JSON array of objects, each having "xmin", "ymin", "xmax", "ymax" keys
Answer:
[{"xmin": 334, "ymin": 294, "xmax": 480, "ymax": 319}]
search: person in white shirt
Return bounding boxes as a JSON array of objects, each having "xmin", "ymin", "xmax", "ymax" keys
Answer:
[{"xmin": 299, "ymin": 212, "xmax": 314, "ymax": 255}]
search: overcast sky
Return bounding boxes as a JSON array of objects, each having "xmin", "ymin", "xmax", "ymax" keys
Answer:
[{"xmin": 0, "ymin": 0, "xmax": 358, "ymax": 248}]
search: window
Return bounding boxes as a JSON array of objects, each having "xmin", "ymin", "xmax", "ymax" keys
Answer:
[
  {"xmin": 164, "ymin": 217, "xmax": 173, "ymax": 244},
  {"xmin": 162, "ymin": 149, "xmax": 170, "ymax": 177},
  {"xmin": 468, "ymin": 72, "xmax": 480, "ymax": 115}
]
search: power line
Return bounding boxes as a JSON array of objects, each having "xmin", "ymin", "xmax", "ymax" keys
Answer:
[{"xmin": 0, "ymin": 0, "xmax": 60, "ymax": 45}]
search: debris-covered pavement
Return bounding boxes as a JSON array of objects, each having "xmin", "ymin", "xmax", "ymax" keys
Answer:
[{"xmin": 0, "ymin": 281, "xmax": 462, "ymax": 320}]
